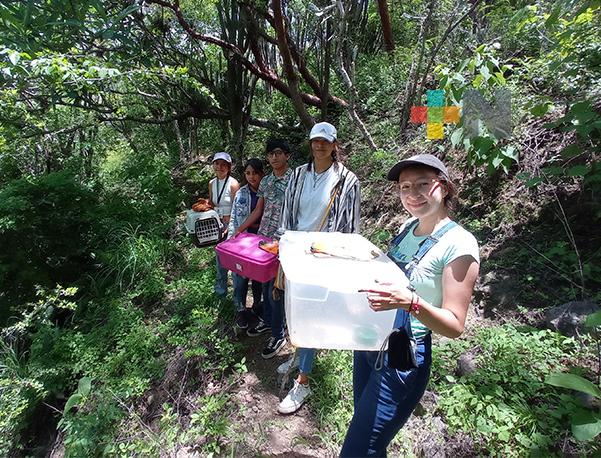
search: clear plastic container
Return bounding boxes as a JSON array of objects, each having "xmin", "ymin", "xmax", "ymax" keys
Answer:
[{"xmin": 279, "ymin": 231, "xmax": 409, "ymax": 351}]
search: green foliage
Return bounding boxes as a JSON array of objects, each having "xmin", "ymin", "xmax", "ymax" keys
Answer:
[
  {"xmin": 0, "ymin": 339, "xmax": 46, "ymax": 456},
  {"xmin": 512, "ymin": 2, "xmax": 601, "ymax": 98},
  {"xmin": 37, "ymin": 246, "xmax": 239, "ymax": 455},
  {"xmin": 519, "ymin": 99, "xmax": 601, "ymax": 191},
  {"xmin": 102, "ymin": 391, "xmax": 234, "ymax": 457},
  {"xmin": 355, "ymin": 53, "xmax": 407, "ymax": 115},
  {"xmin": 310, "ymin": 350, "xmax": 354, "ymax": 451},
  {"xmin": 0, "ymin": 172, "xmax": 97, "ymax": 312},
  {"xmin": 98, "ymin": 140, "xmax": 185, "ymax": 230},
  {"xmin": 63, "ymin": 376, "xmax": 92, "ymax": 414},
  {"xmin": 545, "ymin": 310, "xmax": 601, "ymax": 442},
  {"xmin": 0, "ymin": 156, "xmax": 183, "ymax": 312},
  {"xmin": 431, "ymin": 324, "xmax": 587, "ymax": 456},
  {"xmin": 59, "ymin": 388, "xmax": 124, "ymax": 457},
  {"xmin": 189, "ymin": 393, "xmax": 231, "ymax": 455},
  {"xmin": 0, "ymin": 1, "xmax": 140, "ymax": 53},
  {"xmin": 97, "ymin": 227, "xmax": 174, "ymax": 302},
  {"xmin": 3, "ymin": 285, "xmax": 77, "ymax": 339},
  {"xmin": 161, "ymin": 253, "xmax": 240, "ymax": 373},
  {"xmin": 437, "ymin": 44, "xmax": 519, "ymax": 174}
]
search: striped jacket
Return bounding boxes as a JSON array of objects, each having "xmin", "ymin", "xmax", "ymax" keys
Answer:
[{"xmin": 276, "ymin": 162, "xmax": 361, "ymax": 238}]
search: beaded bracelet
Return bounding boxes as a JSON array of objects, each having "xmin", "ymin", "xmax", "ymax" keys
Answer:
[{"xmin": 409, "ymin": 293, "xmax": 421, "ymax": 315}]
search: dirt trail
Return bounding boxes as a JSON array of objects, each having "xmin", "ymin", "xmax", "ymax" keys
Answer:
[{"xmin": 225, "ymin": 327, "xmax": 333, "ymax": 457}]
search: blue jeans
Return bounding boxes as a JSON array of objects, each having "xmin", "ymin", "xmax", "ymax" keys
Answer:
[
  {"xmin": 262, "ymin": 279, "xmax": 285, "ymax": 340},
  {"xmin": 298, "ymin": 348, "xmax": 316, "ymax": 374},
  {"xmin": 232, "ymin": 273, "xmax": 262, "ymax": 312},
  {"xmin": 340, "ymin": 334, "xmax": 432, "ymax": 457},
  {"xmin": 214, "ymin": 254, "xmax": 228, "ymax": 297}
]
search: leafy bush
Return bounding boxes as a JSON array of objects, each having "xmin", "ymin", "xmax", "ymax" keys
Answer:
[
  {"xmin": 546, "ymin": 311, "xmax": 601, "ymax": 442},
  {"xmin": 97, "ymin": 227, "xmax": 176, "ymax": 303},
  {"xmin": 0, "ymin": 285, "xmax": 78, "ymax": 454},
  {"xmin": 0, "ymin": 172, "xmax": 98, "ymax": 314},
  {"xmin": 436, "ymin": 44, "xmax": 519, "ymax": 174},
  {"xmin": 431, "ymin": 324, "xmax": 589, "ymax": 456},
  {"xmin": 59, "ymin": 387, "xmax": 124, "ymax": 457},
  {"xmin": 0, "ymin": 340, "xmax": 45, "ymax": 456}
]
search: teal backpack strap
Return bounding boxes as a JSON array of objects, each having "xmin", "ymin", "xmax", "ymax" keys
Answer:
[
  {"xmin": 404, "ymin": 220, "xmax": 458, "ymax": 278},
  {"xmin": 388, "ymin": 219, "xmax": 419, "ymax": 253},
  {"xmin": 391, "ymin": 219, "xmax": 457, "ymax": 331}
]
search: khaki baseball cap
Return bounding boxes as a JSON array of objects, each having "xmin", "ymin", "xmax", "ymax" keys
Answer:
[{"xmin": 387, "ymin": 154, "xmax": 449, "ymax": 181}]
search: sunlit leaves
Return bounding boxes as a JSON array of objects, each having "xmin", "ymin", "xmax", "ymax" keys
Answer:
[{"xmin": 0, "ymin": 0, "xmax": 142, "ymax": 53}]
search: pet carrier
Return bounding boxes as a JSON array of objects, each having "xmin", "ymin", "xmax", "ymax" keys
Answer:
[{"xmin": 184, "ymin": 209, "xmax": 224, "ymax": 247}]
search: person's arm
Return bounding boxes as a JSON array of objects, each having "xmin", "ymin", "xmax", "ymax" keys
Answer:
[
  {"xmin": 362, "ymin": 255, "xmax": 479, "ymax": 339},
  {"xmin": 341, "ymin": 178, "xmax": 361, "ymax": 234},
  {"xmin": 230, "ymin": 178, "xmax": 240, "ymax": 201},
  {"xmin": 227, "ymin": 191, "xmax": 242, "ymax": 238},
  {"xmin": 274, "ymin": 170, "xmax": 297, "ymax": 240},
  {"xmin": 208, "ymin": 179, "xmax": 213, "ymax": 205},
  {"xmin": 234, "ymin": 197, "xmax": 264, "ymax": 236}
]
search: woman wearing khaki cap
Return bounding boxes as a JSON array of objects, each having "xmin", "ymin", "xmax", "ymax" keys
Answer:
[{"xmin": 340, "ymin": 154, "xmax": 479, "ymax": 457}]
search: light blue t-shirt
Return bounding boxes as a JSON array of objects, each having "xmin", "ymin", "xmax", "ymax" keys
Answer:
[{"xmin": 388, "ymin": 218, "xmax": 480, "ymax": 338}]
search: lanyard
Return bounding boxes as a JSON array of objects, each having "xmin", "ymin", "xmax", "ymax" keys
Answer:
[{"xmin": 215, "ymin": 176, "xmax": 229, "ymax": 205}]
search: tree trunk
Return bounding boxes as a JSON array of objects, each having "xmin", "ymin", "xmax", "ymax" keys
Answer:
[
  {"xmin": 399, "ymin": 0, "xmax": 436, "ymax": 135},
  {"xmin": 173, "ymin": 119, "xmax": 186, "ymax": 163},
  {"xmin": 321, "ymin": 17, "xmax": 331, "ymax": 120},
  {"xmin": 337, "ymin": 0, "xmax": 378, "ymax": 150},
  {"xmin": 377, "ymin": 0, "xmax": 395, "ymax": 53},
  {"xmin": 188, "ymin": 118, "xmax": 198, "ymax": 162},
  {"xmin": 272, "ymin": 0, "xmax": 314, "ymax": 129},
  {"xmin": 414, "ymin": 0, "xmax": 482, "ymax": 104}
]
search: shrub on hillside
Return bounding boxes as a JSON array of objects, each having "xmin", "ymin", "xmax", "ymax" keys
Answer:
[{"xmin": 0, "ymin": 172, "xmax": 97, "ymax": 314}]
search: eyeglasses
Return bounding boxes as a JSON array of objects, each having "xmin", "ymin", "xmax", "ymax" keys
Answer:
[
  {"xmin": 398, "ymin": 178, "xmax": 441, "ymax": 195},
  {"xmin": 266, "ymin": 149, "xmax": 286, "ymax": 158}
]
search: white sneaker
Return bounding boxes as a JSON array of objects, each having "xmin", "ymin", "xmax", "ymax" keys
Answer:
[
  {"xmin": 276, "ymin": 354, "xmax": 300, "ymax": 375},
  {"xmin": 277, "ymin": 380, "xmax": 311, "ymax": 414}
]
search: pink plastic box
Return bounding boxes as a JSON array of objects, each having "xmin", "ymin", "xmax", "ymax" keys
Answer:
[{"xmin": 215, "ymin": 232, "xmax": 279, "ymax": 282}]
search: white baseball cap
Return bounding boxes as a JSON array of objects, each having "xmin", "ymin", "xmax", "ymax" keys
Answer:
[
  {"xmin": 309, "ymin": 122, "xmax": 337, "ymax": 142},
  {"xmin": 212, "ymin": 152, "xmax": 232, "ymax": 163}
]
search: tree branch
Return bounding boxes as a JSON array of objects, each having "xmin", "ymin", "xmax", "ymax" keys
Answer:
[
  {"xmin": 21, "ymin": 123, "xmax": 97, "ymax": 139},
  {"xmin": 271, "ymin": 0, "xmax": 314, "ymax": 128},
  {"xmin": 241, "ymin": 0, "xmax": 347, "ymax": 107},
  {"xmin": 415, "ymin": 0, "xmax": 482, "ymax": 100},
  {"xmin": 146, "ymin": 0, "xmax": 336, "ymax": 109},
  {"xmin": 337, "ymin": 0, "xmax": 378, "ymax": 151},
  {"xmin": 399, "ymin": 0, "xmax": 436, "ymax": 134}
]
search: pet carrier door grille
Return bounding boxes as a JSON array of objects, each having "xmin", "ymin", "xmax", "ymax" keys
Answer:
[{"xmin": 194, "ymin": 216, "xmax": 221, "ymax": 247}]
